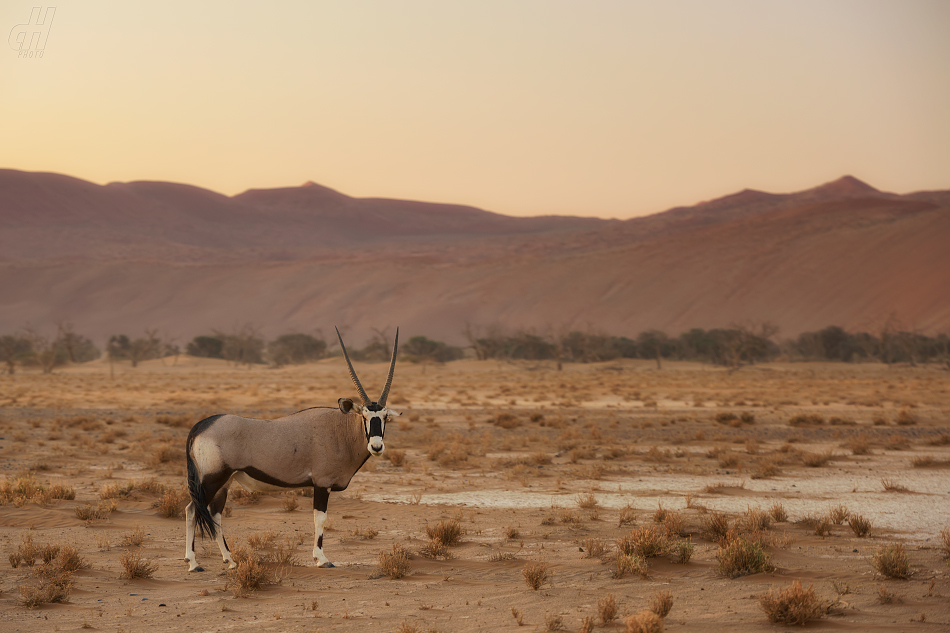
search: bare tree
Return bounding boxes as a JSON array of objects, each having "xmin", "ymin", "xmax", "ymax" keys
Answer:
[
  {"xmin": 23, "ymin": 327, "xmax": 65, "ymax": 374},
  {"xmin": 0, "ymin": 334, "xmax": 32, "ymax": 375}
]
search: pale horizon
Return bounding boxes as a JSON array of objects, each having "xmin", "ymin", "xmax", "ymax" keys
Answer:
[{"xmin": 2, "ymin": 1, "xmax": 948, "ymax": 219}]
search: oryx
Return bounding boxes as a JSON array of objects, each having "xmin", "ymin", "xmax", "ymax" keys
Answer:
[{"xmin": 183, "ymin": 327, "xmax": 399, "ymax": 571}]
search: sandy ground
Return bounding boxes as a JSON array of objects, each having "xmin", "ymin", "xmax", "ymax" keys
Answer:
[{"xmin": 1, "ymin": 357, "xmax": 949, "ymax": 632}]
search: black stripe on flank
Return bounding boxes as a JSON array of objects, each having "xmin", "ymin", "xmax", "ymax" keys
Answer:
[{"xmin": 241, "ymin": 466, "xmax": 314, "ymax": 489}]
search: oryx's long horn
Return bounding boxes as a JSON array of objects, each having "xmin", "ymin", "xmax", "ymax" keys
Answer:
[
  {"xmin": 378, "ymin": 327, "xmax": 399, "ymax": 406},
  {"xmin": 336, "ymin": 327, "xmax": 370, "ymax": 406}
]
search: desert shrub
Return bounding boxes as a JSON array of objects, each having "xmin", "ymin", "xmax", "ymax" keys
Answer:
[
  {"xmin": 848, "ymin": 514, "xmax": 871, "ymax": 537},
  {"xmin": 386, "ymin": 449, "xmax": 406, "ymax": 467},
  {"xmin": 873, "ymin": 543, "xmax": 909, "ymax": 579},
  {"xmin": 827, "ymin": 505, "xmax": 850, "ymax": 525},
  {"xmin": 577, "ymin": 492, "xmax": 598, "ymax": 509},
  {"xmin": 266, "ymin": 333, "xmax": 327, "ymax": 366},
  {"xmin": 802, "ymin": 451, "xmax": 834, "ymax": 467},
  {"xmin": 789, "ymin": 413, "xmax": 824, "ymax": 426},
  {"xmin": 379, "ymin": 544, "xmax": 411, "ymax": 579},
  {"xmin": 716, "ymin": 536, "xmax": 775, "ymax": 578},
  {"xmin": 668, "ymin": 540, "xmax": 694, "ymax": 564},
  {"xmin": 813, "ymin": 515, "xmax": 832, "ymax": 537},
  {"xmin": 597, "ymin": 593, "xmax": 618, "ymax": 624},
  {"xmin": 700, "ymin": 511, "xmax": 731, "ymax": 543},
  {"xmin": 759, "ymin": 580, "xmax": 825, "ymax": 625},
  {"xmin": 927, "ymin": 434, "xmax": 950, "ymax": 446},
  {"xmin": 714, "ymin": 412, "xmax": 738, "ymax": 425},
  {"xmin": 579, "ymin": 615, "xmax": 595, "ymax": 633},
  {"xmin": 582, "ymin": 538, "xmax": 609, "ymax": 559},
  {"xmin": 74, "ymin": 502, "xmax": 113, "ymax": 521},
  {"xmin": 522, "ymin": 559, "xmax": 549, "ymax": 590},
  {"xmin": 156, "ymin": 414, "xmax": 192, "ymax": 428},
  {"xmin": 846, "ymin": 434, "xmax": 871, "ymax": 455},
  {"xmin": 743, "ymin": 506, "xmax": 771, "ymax": 533},
  {"xmin": 19, "ymin": 578, "xmax": 71, "ymax": 609},
  {"xmin": 226, "ymin": 551, "xmax": 274, "ymax": 597},
  {"xmin": 230, "ymin": 487, "xmax": 261, "ymax": 504},
  {"xmin": 614, "ymin": 552, "xmax": 647, "ymax": 578},
  {"xmin": 623, "ymin": 610, "xmax": 663, "ymax": 633},
  {"xmin": 941, "ymin": 528, "xmax": 950, "ymax": 560},
  {"xmin": 418, "ymin": 539, "xmax": 449, "ymax": 559},
  {"xmin": 281, "ymin": 494, "xmax": 299, "ymax": 512},
  {"xmin": 618, "ymin": 505, "xmax": 636, "ymax": 527},
  {"xmin": 543, "ymin": 614, "xmax": 564, "ymax": 631},
  {"xmin": 768, "ymin": 503, "xmax": 788, "ymax": 523},
  {"xmin": 425, "ymin": 518, "xmax": 462, "ymax": 546},
  {"xmin": 247, "ymin": 531, "xmax": 278, "ymax": 550},
  {"xmin": 99, "ymin": 480, "xmax": 136, "ymax": 499},
  {"xmin": 119, "ymin": 550, "xmax": 157, "ymax": 580},
  {"xmin": 46, "ymin": 482, "xmax": 76, "ymax": 500},
  {"xmin": 877, "ymin": 585, "xmax": 898, "ymax": 604},
  {"xmin": 617, "ymin": 525, "xmax": 668, "ymax": 558},
  {"xmin": 120, "ymin": 527, "xmax": 146, "ymax": 548},
  {"xmin": 660, "ymin": 511, "xmax": 685, "ymax": 538},
  {"xmin": 504, "ymin": 526, "xmax": 520, "ymax": 540},
  {"xmin": 155, "ymin": 486, "xmax": 189, "ymax": 518},
  {"xmin": 649, "ymin": 590, "xmax": 674, "ymax": 618},
  {"xmin": 896, "ymin": 409, "xmax": 917, "ymax": 426},
  {"xmin": 492, "ymin": 413, "xmax": 521, "ymax": 429},
  {"xmin": 881, "ymin": 478, "xmax": 909, "ymax": 492}
]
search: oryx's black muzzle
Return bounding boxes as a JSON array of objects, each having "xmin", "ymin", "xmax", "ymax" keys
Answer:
[{"xmin": 367, "ymin": 416, "xmax": 385, "ymax": 455}]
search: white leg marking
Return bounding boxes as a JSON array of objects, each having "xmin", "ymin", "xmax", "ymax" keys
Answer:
[
  {"xmin": 185, "ymin": 502, "xmax": 201, "ymax": 572},
  {"xmin": 211, "ymin": 512, "xmax": 236, "ymax": 568},
  {"xmin": 313, "ymin": 509, "xmax": 332, "ymax": 567}
]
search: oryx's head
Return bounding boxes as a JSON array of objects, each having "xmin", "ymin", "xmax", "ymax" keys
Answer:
[{"xmin": 336, "ymin": 327, "xmax": 400, "ymax": 457}]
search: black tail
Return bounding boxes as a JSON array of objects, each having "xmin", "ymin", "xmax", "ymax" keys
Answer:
[{"xmin": 186, "ymin": 416, "xmax": 220, "ymax": 539}]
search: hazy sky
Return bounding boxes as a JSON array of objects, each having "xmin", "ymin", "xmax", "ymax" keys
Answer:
[{"xmin": 2, "ymin": 1, "xmax": 948, "ymax": 218}]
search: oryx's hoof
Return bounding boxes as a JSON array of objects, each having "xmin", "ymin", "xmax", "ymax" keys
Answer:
[
  {"xmin": 315, "ymin": 560, "xmax": 335, "ymax": 568},
  {"xmin": 190, "ymin": 566, "xmax": 204, "ymax": 572}
]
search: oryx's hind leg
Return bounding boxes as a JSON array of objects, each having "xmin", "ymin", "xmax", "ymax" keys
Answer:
[
  {"xmin": 184, "ymin": 501, "xmax": 202, "ymax": 572},
  {"xmin": 209, "ymin": 484, "xmax": 236, "ymax": 568},
  {"xmin": 312, "ymin": 487, "xmax": 334, "ymax": 568}
]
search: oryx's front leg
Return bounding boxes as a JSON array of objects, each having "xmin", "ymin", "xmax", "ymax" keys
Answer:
[{"xmin": 312, "ymin": 487, "xmax": 334, "ymax": 568}]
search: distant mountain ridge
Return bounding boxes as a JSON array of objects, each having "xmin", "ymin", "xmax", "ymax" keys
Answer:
[{"xmin": 0, "ymin": 169, "xmax": 947, "ymax": 342}]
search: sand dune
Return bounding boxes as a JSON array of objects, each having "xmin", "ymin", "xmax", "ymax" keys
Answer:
[{"xmin": 0, "ymin": 170, "xmax": 947, "ymax": 343}]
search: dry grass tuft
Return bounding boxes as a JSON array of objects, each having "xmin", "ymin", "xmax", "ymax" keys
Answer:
[
  {"xmin": 801, "ymin": 450, "xmax": 834, "ymax": 467},
  {"xmin": 873, "ymin": 543, "xmax": 910, "ymax": 579},
  {"xmin": 226, "ymin": 549, "xmax": 276, "ymax": 596},
  {"xmin": 522, "ymin": 559, "xmax": 549, "ymax": 590},
  {"xmin": 896, "ymin": 409, "xmax": 917, "ymax": 426},
  {"xmin": 378, "ymin": 544, "xmax": 411, "ymax": 579},
  {"xmin": 386, "ymin": 449, "xmax": 406, "ymax": 467},
  {"xmin": 618, "ymin": 505, "xmax": 636, "ymax": 527},
  {"xmin": 544, "ymin": 613, "xmax": 565, "ymax": 631},
  {"xmin": 614, "ymin": 552, "xmax": 648, "ymax": 578},
  {"xmin": 759, "ymin": 580, "xmax": 825, "ymax": 625},
  {"xmin": 827, "ymin": 504, "xmax": 850, "ymax": 525},
  {"xmin": 425, "ymin": 518, "xmax": 463, "ymax": 546},
  {"xmin": 848, "ymin": 514, "xmax": 872, "ymax": 537},
  {"xmin": 649, "ymin": 590, "xmax": 673, "ymax": 618},
  {"xmin": 581, "ymin": 537, "xmax": 609, "ymax": 559},
  {"xmin": 576, "ymin": 492, "xmax": 599, "ymax": 509},
  {"xmin": 881, "ymin": 478, "xmax": 910, "ymax": 493},
  {"xmin": 743, "ymin": 506, "xmax": 771, "ymax": 533},
  {"xmin": 716, "ymin": 535, "xmax": 775, "ymax": 578},
  {"xmin": 668, "ymin": 540, "xmax": 694, "ymax": 564},
  {"xmin": 74, "ymin": 501, "xmax": 114, "ymax": 521},
  {"xmin": 418, "ymin": 539, "xmax": 450, "ymax": 559},
  {"xmin": 940, "ymin": 528, "xmax": 950, "ymax": 560},
  {"xmin": 155, "ymin": 486, "xmax": 189, "ymax": 518},
  {"xmin": 789, "ymin": 413, "xmax": 824, "ymax": 426},
  {"xmin": 700, "ymin": 511, "xmax": 731, "ymax": 543},
  {"xmin": 119, "ymin": 550, "xmax": 158, "ymax": 580},
  {"xmin": 623, "ymin": 610, "xmax": 664, "ymax": 633},
  {"xmin": 846, "ymin": 434, "xmax": 871, "ymax": 455},
  {"xmin": 597, "ymin": 593, "xmax": 618, "ymax": 624},
  {"xmin": 119, "ymin": 527, "xmax": 146, "ymax": 548},
  {"xmin": 768, "ymin": 503, "xmax": 788, "ymax": 523},
  {"xmin": 617, "ymin": 525, "xmax": 668, "ymax": 558}
]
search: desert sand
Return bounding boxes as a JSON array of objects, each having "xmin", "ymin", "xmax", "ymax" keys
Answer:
[{"xmin": 1, "ymin": 356, "xmax": 949, "ymax": 632}]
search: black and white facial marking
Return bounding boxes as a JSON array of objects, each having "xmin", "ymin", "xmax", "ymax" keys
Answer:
[{"xmin": 338, "ymin": 399, "xmax": 399, "ymax": 456}]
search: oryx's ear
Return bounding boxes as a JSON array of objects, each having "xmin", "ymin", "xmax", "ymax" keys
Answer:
[
  {"xmin": 338, "ymin": 398, "xmax": 359, "ymax": 414},
  {"xmin": 387, "ymin": 408, "xmax": 402, "ymax": 417}
]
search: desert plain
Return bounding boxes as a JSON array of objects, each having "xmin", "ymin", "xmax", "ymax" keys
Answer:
[{"xmin": 1, "ymin": 356, "xmax": 949, "ymax": 632}]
